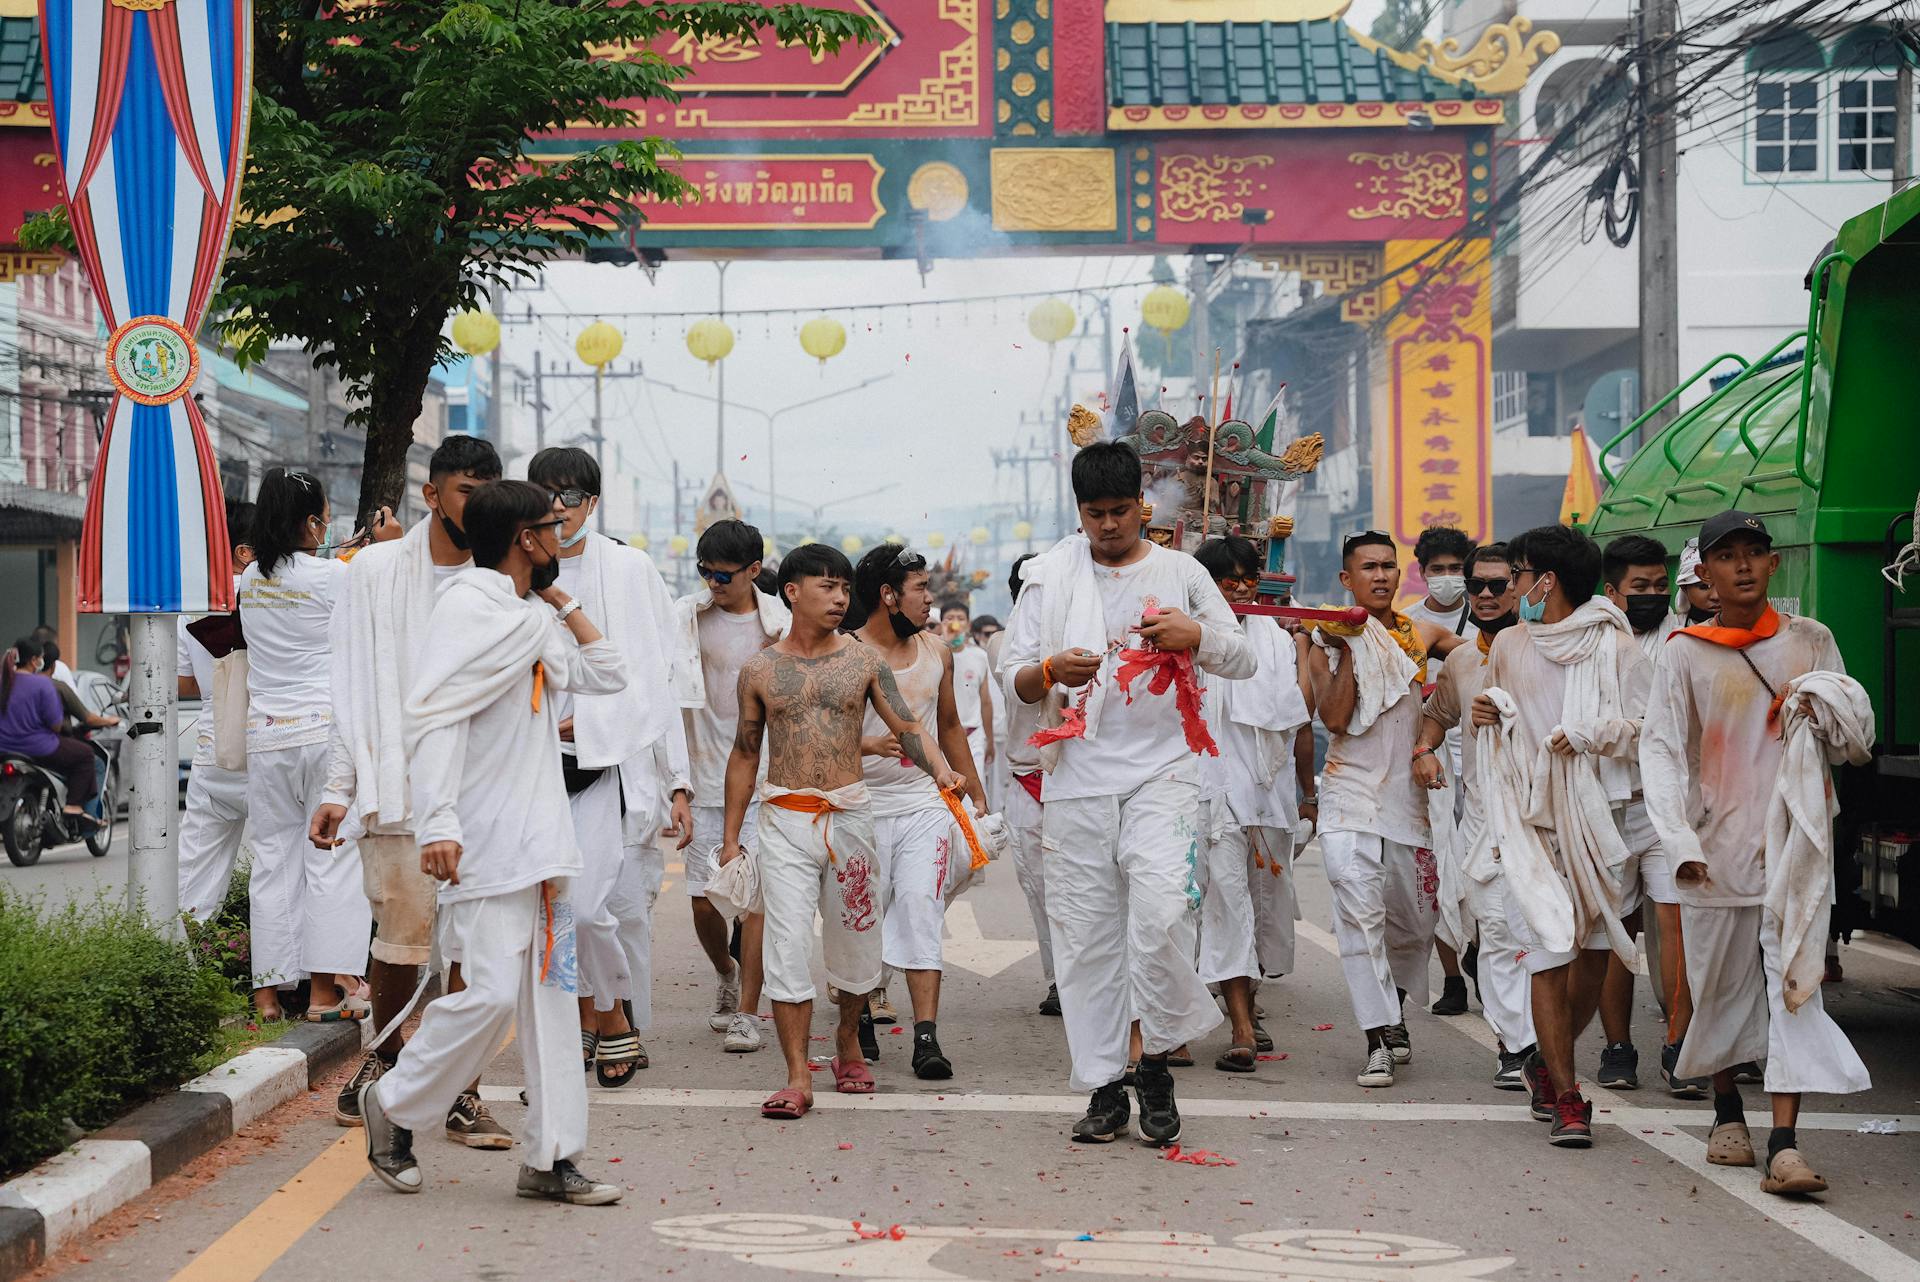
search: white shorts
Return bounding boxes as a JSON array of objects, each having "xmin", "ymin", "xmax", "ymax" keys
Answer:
[
  {"xmin": 687, "ymin": 802, "xmax": 758, "ymax": 898},
  {"xmin": 756, "ymin": 798, "xmax": 885, "ymax": 1005},
  {"xmin": 878, "ymin": 807, "xmax": 956, "ymax": 973},
  {"xmin": 1504, "ymin": 873, "xmax": 1609, "ymax": 976}
]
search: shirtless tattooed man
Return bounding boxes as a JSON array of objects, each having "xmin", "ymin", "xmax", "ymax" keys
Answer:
[{"xmin": 719, "ymin": 543, "xmax": 963, "ymax": 1119}]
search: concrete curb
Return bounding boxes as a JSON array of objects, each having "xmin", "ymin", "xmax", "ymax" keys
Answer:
[{"xmin": 0, "ymin": 1018, "xmax": 364, "ymax": 1279}]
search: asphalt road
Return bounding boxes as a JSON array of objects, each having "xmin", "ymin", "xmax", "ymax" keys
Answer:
[
  {"xmin": 24, "ymin": 841, "xmax": 1920, "ymax": 1282},
  {"xmin": 0, "ymin": 824, "xmax": 133, "ymax": 912}
]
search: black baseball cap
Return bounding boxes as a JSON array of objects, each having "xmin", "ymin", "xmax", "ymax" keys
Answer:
[{"xmin": 1698, "ymin": 510, "xmax": 1773, "ymax": 554}]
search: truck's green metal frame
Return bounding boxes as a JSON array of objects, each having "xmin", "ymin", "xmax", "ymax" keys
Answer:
[{"xmin": 1586, "ymin": 185, "xmax": 1920, "ymax": 937}]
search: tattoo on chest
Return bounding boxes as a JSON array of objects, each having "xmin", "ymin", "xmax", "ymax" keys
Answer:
[{"xmin": 755, "ymin": 649, "xmax": 872, "ymax": 783}]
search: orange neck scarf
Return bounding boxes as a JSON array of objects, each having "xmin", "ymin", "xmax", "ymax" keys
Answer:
[
  {"xmin": 1387, "ymin": 611, "xmax": 1429, "ymax": 683},
  {"xmin": 1676, "ymin": 605, "xmax": 1781, "ymax": 650},
  {"xmin": 1475, "ymin": 629, "xmax": 1493, "ymax": 665}
]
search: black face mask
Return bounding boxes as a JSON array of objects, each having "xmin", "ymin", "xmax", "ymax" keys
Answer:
[
  {"xmin": 1685, "ymin": 603, "xmax": 1714, "ymax": 624},
  {"xmin": 887, "ymin": 606, "xmax": 922, "ymax": 640},
  {"xmin": 528, "ymin": 552, "xmax": 560, "ymax": 594},
  {"xmin": 1623, "ymin": 593, "xmax": 1671, "ymax": 633},
  {"xmin": 438, "ymin": 512, "xmax": 469, "ymax": 552},
  {"xmin": 1473, "ymin": 610, "xmax": 1518, "ymax": 637}
]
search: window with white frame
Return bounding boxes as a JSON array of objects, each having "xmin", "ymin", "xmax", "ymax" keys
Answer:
[
  {"xmin": 1492, "ymin": 370, "xmax": 1527, "ymax": 432},
  {"xmin": 1754, "ymin": 80, "xmax": 1820, "ymax": 174},
  {"xmin": 1836, "ymin": 78, "xmax": 1897, "ymax": 171}
]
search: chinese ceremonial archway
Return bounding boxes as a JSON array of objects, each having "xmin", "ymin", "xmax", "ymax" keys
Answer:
[{"xmin": 38, "ymin": 0, "xmax": 251, "ymax": 614}]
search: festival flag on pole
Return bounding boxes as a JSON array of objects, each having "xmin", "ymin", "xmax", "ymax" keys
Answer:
[
  {"xmin": 1558, "ymin": 426, "xmax": 1603, "ymax": 527},
  {"xmin": 37, "ymin": 0, "xmax": 252, "ymax": 613}
]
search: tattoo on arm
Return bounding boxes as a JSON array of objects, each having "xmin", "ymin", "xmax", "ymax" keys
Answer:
[
  {"xmin": 871, "ymin": 657, "xmax": 937, "ymax": 778},
  {"xmin": 898, "ymin": 729, "xmax": 934, "ymax": 776},
  {"xmin": 876, "ymin": 662, "xmax": 915, "ymax": 726},
  {"xmin": 734, "ymin": 715, "xmax": 766, "ymax": 755}
]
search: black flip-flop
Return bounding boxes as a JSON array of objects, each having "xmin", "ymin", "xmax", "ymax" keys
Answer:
[
  {"xmin": 1253, "ymin": 1019, "xmax": 1274, "ymax": 1053},
  {"xmin": 595, "ymin": 1031, "xmax": 643, "ymax": 1088},
  {"xmin": 1215, "ymin": 1044, "xmax": 1257, "ymax": 1073},
  {"xmin": 580, "ymin": 1028, "xmax": 598, "ymax": 1073}
]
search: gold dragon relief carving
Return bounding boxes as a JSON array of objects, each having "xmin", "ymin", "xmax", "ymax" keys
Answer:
[
  {"xmin": 1157, "ymin": 152, "xmax": 1276, "ymax": 223},
  {"xmin": 1415, "ymin": 17, "xmax": 1562, "ymax": 96},
  {"xmin": 991, "ymin": 148, "xmax": 1117, "ymax": 231},
  {"xmin": 1347, "ymin": 150, "xmax": 1465, "ymax": 222}
]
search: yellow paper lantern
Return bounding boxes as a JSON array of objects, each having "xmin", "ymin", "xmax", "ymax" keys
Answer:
[
  {"xmin": 795, "ymin": 535, "xmax": 816, "ymax": 547},
  {"xmin": 799, "ymin": 316, "xmax": 847, "ymax": 367},
  {"xmin": 1141, "ymin": 285, "xmax": 1192, "ymax": 336},
  {"xmin": 452, "ymin": 309, "xmax": 501, "ymax": 357},
  {"xmin": 686, "ymin": 317, "xmax": 735, "ymax": 367},
  {"xmin": 926, "ymin": 532, "xmax": 947, "ymax": 549},
  {"xmin": 575, "ymin": 321, "xmax": 623, "ymax": 369},
  {"xmin": 885, "ymin": 533, "xmax": 905, "ymax": 545},
  {"xmin": 629, "ymin": 533, "xmax": 650, "ymax": 551},
  {"xmin": 669, "ymin": 533, "xmax": 690, "ymax": 556},
  {"xmin": 1012, "ymin": 520, "xmax": 1033, "ymax": 540},
  {"xmin": 841, "ymin": 534, "xmax": 865, "ymax": 555},
  {"xmin": 763, "ymin": 536, "xmax": 777, "ymax": 558},
  {"xmin": 1027, "ymin": 297, "xmax": 1075, "ymax": 346},
  {"xmin": 969, "ymin": 526, "xmax": 990, "ymax": 546}
]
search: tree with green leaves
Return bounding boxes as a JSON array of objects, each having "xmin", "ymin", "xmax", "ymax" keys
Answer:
[{"xmin": 27, "ymin": 0, "xmax": 878, "ymax": 527}]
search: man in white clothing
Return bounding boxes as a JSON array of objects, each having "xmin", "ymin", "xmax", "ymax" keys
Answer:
[
  {"xmin": 994, "ymin": 555, "xmax": 1059, "ymax": 1016},
  {"xmin": 1473, "ymin": 525, "xmax": 1649, "ymax": 1149},
  {"xmin": 1309, "ymin": 531, "xmax": 1437, "ymax": 1089},
  {"xmin": 177, "ymin": 500, "xmax": 254, "ymax": 922},
  {"xmin": 1406, "ymin": 526, "xmax": 1475, "ymax": 1015},
  {"xmin": 1414, "ymin": 543, "xmax": 1535, "ymax": 1089},
  {"xmin": 1194, "ymin": 536, "xmax": 1313, "ymax": 1072},
  {"xmin": 852, "ymin": 547, "xmax": 988, "ymax": 1078},
  {"xmin": 1641, "ymin": 510, "xmax": 1869, "ymax": 1197},
  {"xmin": 673, "ymin": 518, "xmax": 789, "ymax": 1055},
  {"xmin": 1003, "ymin": 441, "xmax": 1254, "ymax": 1147},
  {"xmin": 528, "ymin": 448, "xmax": 693, "ymax": 1087},
  {"xmin": 360, "ymin": 479, "xmax": 628, "ymax": 1205},
  {"xmin": 941, "ymin": 601, "xmax": 994, "ymax": 784},
  {"xmin": 310, "ymin": 437, "xmax": 511, "ymax": 1146}
]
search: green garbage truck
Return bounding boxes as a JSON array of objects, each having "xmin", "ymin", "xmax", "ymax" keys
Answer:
[{"xmin": 1586, "ymin": 184, "xmax": 1920, "ymax": 949}]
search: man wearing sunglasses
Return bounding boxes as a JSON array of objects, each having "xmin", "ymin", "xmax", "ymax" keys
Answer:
[
  {"xmin": 671, "ymin": 518, "xmax": 790, "ymax": 1055},
  {"xmin": 1414, "ymin": 542, "xmax": 1537, "ymax": 1091},
  {"xmin": 527, "ymin": 448, "xmax": 693, "ymax": 1090}
]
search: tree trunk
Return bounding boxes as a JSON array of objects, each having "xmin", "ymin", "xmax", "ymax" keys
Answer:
[{"xmin": 356, "ymin": 298, "xmax": 456, "ymax": 530}]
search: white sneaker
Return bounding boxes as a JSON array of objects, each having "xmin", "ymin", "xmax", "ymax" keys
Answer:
[
  {"xmin": 1357, "ymin": 1045, "xmax": 1396, "ymax": 1088},
  {"xmin": 724, "ymin": 1011, "xmax": 763, "ymax": 1053},
  {"xmin": 708, "ymin": 965, "xmax": 742, "ymax": 1032}
]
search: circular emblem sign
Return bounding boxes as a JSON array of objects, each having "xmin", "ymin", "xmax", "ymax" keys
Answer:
[{"xmin": 107, "ymin": 316, "xmax": 198, "ymax": 406}]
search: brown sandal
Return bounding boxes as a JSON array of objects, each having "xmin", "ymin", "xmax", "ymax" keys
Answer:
[{"xmin": 1214, "ymin": 1044, "xmax": 1257, "ymax": 1073}]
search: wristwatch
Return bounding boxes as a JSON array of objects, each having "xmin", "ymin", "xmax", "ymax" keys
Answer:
[{"xmin": 554, "ymin": 599, "xmax": 582, "ymax": 622}]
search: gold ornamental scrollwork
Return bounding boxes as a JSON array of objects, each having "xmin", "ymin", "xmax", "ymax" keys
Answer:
[
  {"xmin": 991, "ymin": 149, "xmax": 1117, "ymax": 232},
  {"xmin": 1347, "ymin": 151, "xmax": 1465, "ymax": 222},
  {"xmin": 1414, "ymin": 17, "xmax": 1562, "ymax": 96},
  {"xmin": 1157, "ymin": 153, "xmax": 1275, "ymax": 223},
  {"xmin": 110, "ymin": 0, "xmax": 172, "ymax": 9}
]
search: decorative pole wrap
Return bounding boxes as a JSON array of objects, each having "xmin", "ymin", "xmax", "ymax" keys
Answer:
[{"xmin": 38, "ymin": 0, "xmax": 251, "ymax": 614}]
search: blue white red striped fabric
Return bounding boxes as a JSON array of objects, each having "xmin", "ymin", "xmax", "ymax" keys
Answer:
[{"xmin": 38, "ymin": 0, "xmax": 250, "ymax": 613}]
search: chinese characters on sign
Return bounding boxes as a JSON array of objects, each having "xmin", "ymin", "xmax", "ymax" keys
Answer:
[{"xmin": 1379, "ymin": 239, "xmax": 1492, "ymax": 598}]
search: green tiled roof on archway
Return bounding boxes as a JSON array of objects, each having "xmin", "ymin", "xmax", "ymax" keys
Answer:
[
  {"xmin": 0, "ymin": 16, "xmax": 44, "ymax": 106},
  {"xmin": 1108, "ymin": 19, "xmax": 1481, "ymax": 109}
]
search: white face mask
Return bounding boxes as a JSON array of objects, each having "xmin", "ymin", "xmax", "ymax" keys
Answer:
[{"xmin": 1426, "ymin": 573, "xmax": 1466, "ymax": 606}]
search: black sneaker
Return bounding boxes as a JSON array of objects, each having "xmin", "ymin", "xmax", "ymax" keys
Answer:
[
  {"xmin": 515, "ymin": 1159, "xmax": 622, "ymax": 1206},
  {"xmin": 1597, "ymin": 1041, "xmax": 1639, "ymax": 1090},
  {"xmin": 1524, "ymin": 1050, "xmax": 1554, "ymax": 1121},
  {"xmin": 1660, "ymin": 1041, "xmax": 1708, "ymax": 1099},
  {"xmin": 360, "ymin": 1081, "xmax": 420, "ymax": 1193},
  {"xmin": 1038, "ymin": 984, "xmax": 1062, "ymax": 1017},
  {"xmin": 1549, "ymin": 1090, "xmax": 1594, "ymax": 1148},
  {"xmin": 1493, "ymin": 1046, "xmax": 1528, "ymax": 1091},
  {"xmin": 334, "ymin": 1051, "xmax": 387, "ymax": 1127},
  {"xmin": 1430, "ymin": 976, "xmax": 1469, "ymax": 1016},
  {"xmin": 857, "ymin": 1011, "xmax": 880, "ymax": 1064},
  {"xmin": 1132, "ymin": 1057, "xmax": 1181, "ymax": 1147},
  {"xmin": 1072, "ymin": 1083, "xmax": 1130, "ymax": 1142},
  {"xmin": 912, "ymin": 1029, "xmax": 954, "ymax": 1080},
  {"xmin": 1382, "ymin": 1022, "xmax": 1412, "ymax": 1063},
  {"xmin": 1732, "ymin": 1061, "xmax": 1764, "ymax": 1084}
]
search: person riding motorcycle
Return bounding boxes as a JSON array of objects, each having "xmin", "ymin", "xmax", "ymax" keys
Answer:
[{"xmin": 0, "ymin": 638, "xmax": 106, "ymax": 827}]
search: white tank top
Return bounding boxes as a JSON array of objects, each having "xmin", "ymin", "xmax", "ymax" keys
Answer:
[{"xmin": 861, "ymin": 631, "xmax": 944, "ymax": 818}]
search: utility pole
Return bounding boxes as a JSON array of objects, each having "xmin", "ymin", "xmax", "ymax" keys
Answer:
[
  {"xmin": 533, "ymin": 350, "xmax": 546, "ymax": 452},
  {"xmin": 591, "ymin": 365, "xmax": 605, "ymax": 532},
  {"xmin": 487, "ymin": 282, "xmax": 504, "ymax": 440},
  {"xmin": 994, "ymin": 434, "xmax": 1055, "ymax": 534},
  {"xmin": 1637, "ymin": 0, "xmax": 1681, "ymax": 437},
  {"xmin": 714, "ymin": 260, "xmax": 730, "ymax": 477},
  {"xmin": 1895, "ymin": 20, "xmax": 1913, "ymax": 187}
]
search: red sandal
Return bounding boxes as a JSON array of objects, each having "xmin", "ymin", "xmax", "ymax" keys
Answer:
[
  {"xmin": 832, "ymin": 1056, "xmax": 876, "ymax": 1095},
  {"xmin": 760, "ymin": 1088, "xmax": 810, "ymax": 1119}
]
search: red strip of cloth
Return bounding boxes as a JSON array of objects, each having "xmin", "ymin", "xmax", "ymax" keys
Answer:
[{"xmin": 1113, "ymin": 646, "xmax": 1218, "ymax": 757}]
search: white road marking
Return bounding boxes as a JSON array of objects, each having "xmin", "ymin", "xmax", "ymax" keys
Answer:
[
  {"xmin": 1298, "ymin": 908, "xmax": 1920, "ymax": 1282},
  {"xmin": 939, "ymin": 899, "xmax": 1038, "ymax": 978},
  {"xmin": 1843, "ymin": 934, "xmax": 1920, "ymax": 969}
]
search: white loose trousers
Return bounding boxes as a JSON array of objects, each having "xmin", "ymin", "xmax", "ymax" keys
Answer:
[
  {"xmin": 1246, "ymin": 825, "xmax": 1299, "ymax": 978},
  {"xmin": 179, "ymin": 762, "xmax": 248, "ymax": 922},
  {"xmin": 1042, "ymin": 777, "xmax": 1221, "ymax": 1092},
  {"xmin": 1675, "ymin": 903, "xmax": 1870, "ymax": 1095},
  {"xmin": 245, "ymin": 741, "xmax": 369, "ymax": 988},
  {"xmin": 1005, "ymin": 782, "xmax": 1054, "ymax": 982},
  {"xmin": 379, "ymin": 885, "xmax": 586, "ymax": 1170},
  {"xmin": 1198, "ymin": 800, "xmax": 1258, "ymax": 986},
  {"xmin": 1466, "ymin": 873, "xmax": 1536, "ymax": 1051},
  {"xmin": 1320, "ymin": 829, "xmax": 1438, "ymax": 1030},
  {"xmin": 569, "ymin": 770, "xmax": 637, "ymax": 1013}
]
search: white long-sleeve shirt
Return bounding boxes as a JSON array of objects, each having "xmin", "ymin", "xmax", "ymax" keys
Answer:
[
  {"xmin": 409, "ymin": 574, "xmax": 628, "ymax": 904},
  {"xmin": 1640, "ymin": 613, "xmax": 1843, "ymax": 907},
  {"xmin": 1002, "ymin": 542, "xmax": 1254, "ymax": 803}
]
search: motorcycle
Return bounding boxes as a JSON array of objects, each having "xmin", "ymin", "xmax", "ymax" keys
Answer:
[{"xmin": 1, "ymin": 739, "xmax": 118, "ymax": 867}]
